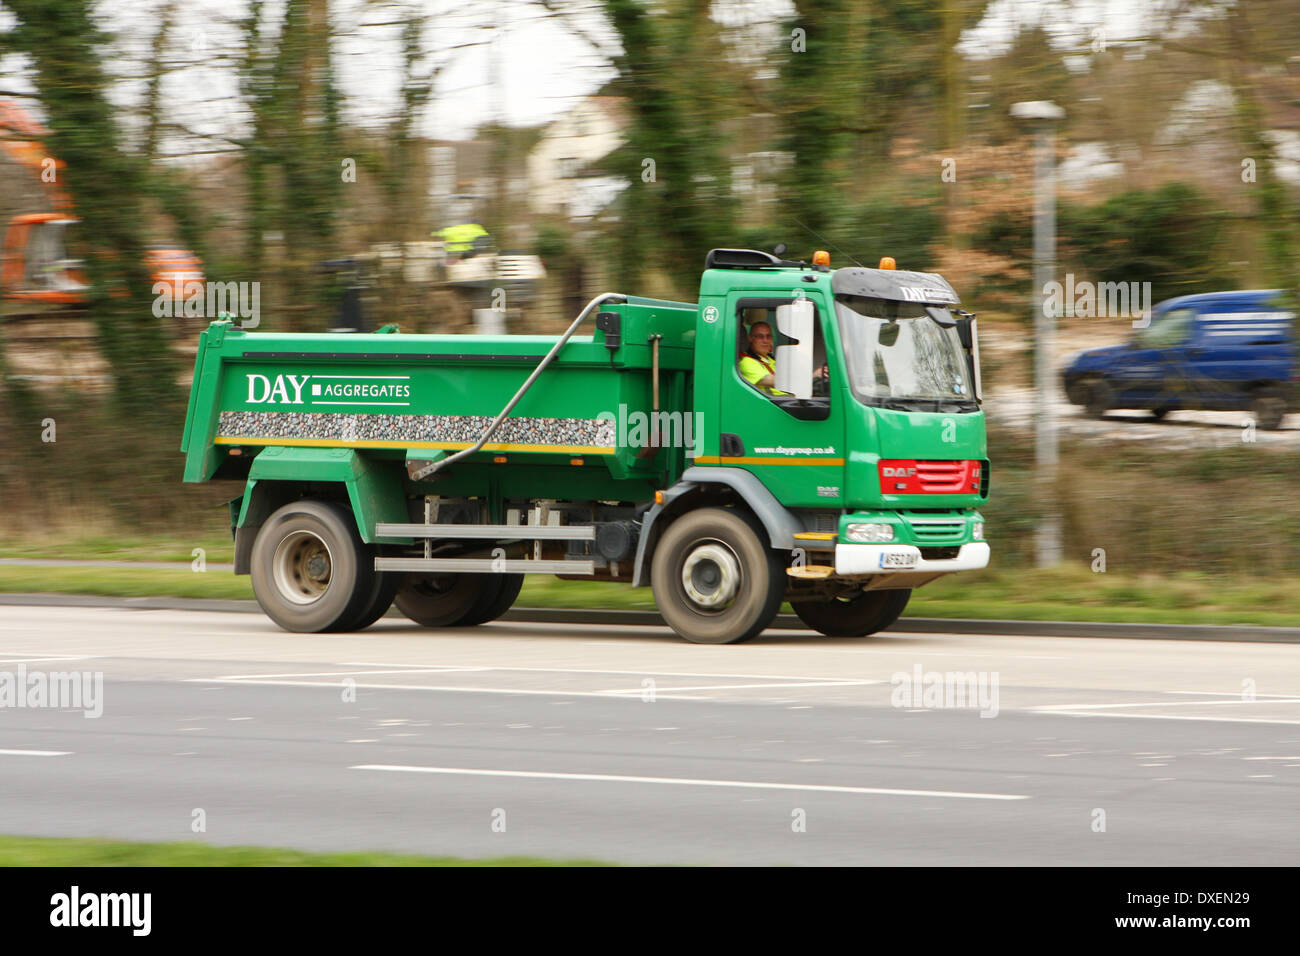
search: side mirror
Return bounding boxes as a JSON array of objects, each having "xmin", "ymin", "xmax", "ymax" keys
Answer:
[
  {"xmin": 774, "ymin": 298, "xmax": 815, "ymax": 398},
  {"xmin": 955, "ymin": 314, "xmax": 982, "ymax": 403}
]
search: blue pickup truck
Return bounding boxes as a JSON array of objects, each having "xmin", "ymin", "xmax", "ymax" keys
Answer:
[{"xmin": 1062, "ymin": 290, "xmax": 1297, "ymax": 429}]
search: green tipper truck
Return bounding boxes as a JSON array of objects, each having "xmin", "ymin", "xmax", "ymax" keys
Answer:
[{"xmin": 181, "ymin": 248, "xmax": 989, "ymax": 644}]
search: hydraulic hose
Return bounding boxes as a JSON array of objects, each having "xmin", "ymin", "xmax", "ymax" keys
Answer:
[{"xmin": 421, "ymin": 291, "xmax": 628, "ymax": 476}]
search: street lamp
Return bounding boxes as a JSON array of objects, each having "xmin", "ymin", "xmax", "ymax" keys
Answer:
[{"xmin": 1010, "ymin": 100, "xmax": 1065, "ymax": 568}]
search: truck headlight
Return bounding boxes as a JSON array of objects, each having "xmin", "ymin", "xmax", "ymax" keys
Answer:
[
  {"xmin": 845, "ymin": 522, "xmax": 894, "ymax": 542},
  {"xmin": 972, "ymin": 521, "xmax": 984, "ymax": 540}
]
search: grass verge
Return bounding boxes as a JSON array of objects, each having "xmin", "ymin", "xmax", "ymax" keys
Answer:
[
  {"xmin": 0, "ymin": 563, "xmax": 1297, "ymax": 628},
  {"xmin": 0, "ymin": 835, "xmax": 608, "ymax": 867}
]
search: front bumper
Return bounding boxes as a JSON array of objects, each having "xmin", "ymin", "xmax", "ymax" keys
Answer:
[{"xmin": 834, "ymin": 541, "xmax": 991, "ymax": 576}]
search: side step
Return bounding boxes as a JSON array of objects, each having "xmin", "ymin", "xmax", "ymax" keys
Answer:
[
  {"xmin": 373, "ymin": 521, "xmax": 596, "ymax": 575},
  {"xmin": 374, "ymin": 557, "xmax": 593, "ymax": 575},
  {"xmin": 375, "ymin": 523, "xmax": 595, "ymax": 541}
]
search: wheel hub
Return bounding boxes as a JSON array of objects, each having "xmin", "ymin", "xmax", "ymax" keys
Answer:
[
  {"xmin": 681, "ymin": 542, "xmax": 740, "ymax": 609},
  {"xmin": 273, "ymin": 531, "xmax": 334, "ymax": 606}
]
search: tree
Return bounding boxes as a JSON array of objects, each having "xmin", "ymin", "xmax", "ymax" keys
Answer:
[
  {"xmin": 3, "ymin": 0, "xmax": 180, "ymax": 417},
  {"xmin": 602, "ymin": 0, "xmax": 739, "ymax": 294}
]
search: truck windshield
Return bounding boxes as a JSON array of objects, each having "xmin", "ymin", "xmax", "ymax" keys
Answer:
[{"xmin": 834, "ymin": 295, "xmax": 975, "ymax": 411}]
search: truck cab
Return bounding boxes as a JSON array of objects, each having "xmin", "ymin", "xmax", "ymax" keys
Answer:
[
  {"xmin": 1063, "ymin": 290, "xmax": 1296, "ymax": 429},
  {"xmin": 643, "ymin": 249, "xmax": 988, "ymax": 639}
]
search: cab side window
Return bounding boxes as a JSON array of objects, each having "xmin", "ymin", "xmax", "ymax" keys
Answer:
[
  {"xmin": 1138, "ymin": 308, "xmax": 1196, "ymax": 348},
  {"xmin": 734, "ymin": 298, "xmax": 832, "ymax": 418},
  {"xmin": 737, "ymin": 307, "xmax": 783, "ymax": 396}
]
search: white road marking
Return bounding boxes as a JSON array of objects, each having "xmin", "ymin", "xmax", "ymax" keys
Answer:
[
  {"xmin": 1050, "ymin": 712, "xmax": 1300, "ymax": 725},
  {"xmin": 1242, "ymin": 756, "xmax": 1300, "ymax": 761},
  {"xmin": 185, "ymin": 678, "xmax": 711, "ymax": 700},
  {"xmin": 846, "ymin": 650, "xmax": 1066, "ymax": 661},
  {"xmin": 0, "ymin": 749, "xmax": 71, "ymax": 756},
  {"xmin": 1168, "ymin": 691, "xmax": 1300, "ymax": 699},
  {"xmin": 351, "ymin": 764, "xmax": 1029, "ymax": 800},
  {"xmin": 341, "ymin": 661, "xmax": 895, "ymax": 682},
  {"xmin": 1035, "ymin": 698, "xmax": 1300, "ymax": 711},
  {"xmin": 598, "ymin": 680, "xmax": 880, "ymax": 695},
  {"xmin": 0, "ymin": 656, "xmax": 95, "ymax": 664},
  {"xmin": 211, "ymin": 667, "xmax": 491, "ymax": 680}
]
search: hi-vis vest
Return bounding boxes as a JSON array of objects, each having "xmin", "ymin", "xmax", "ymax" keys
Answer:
[
  {"xmin": 437, "ymin": 223, "xmax": 488, "ymax": 254},
  {"xmin": 738, "ymin": 353, "xmax": 788, "ymax": 396}
]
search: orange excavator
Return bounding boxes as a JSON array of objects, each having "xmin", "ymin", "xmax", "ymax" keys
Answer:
[{"xmin": 0, "ymin": 100, "xmax": 203, "ymax": 382}]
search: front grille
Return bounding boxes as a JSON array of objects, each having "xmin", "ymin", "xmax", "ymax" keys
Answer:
[
  {"xmin": 906, "ymin": 514, "xmax": 967, "ymax": 544},
  {"xmin": 879, "ymin": 459, "xmax": 982, "ymax": 495},
  {"xmin": 914, "ymin": 461, "xmax": 970, "ymax": 493}
]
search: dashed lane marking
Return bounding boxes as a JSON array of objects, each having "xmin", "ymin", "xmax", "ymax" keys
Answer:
[
  {"xmin": 0, "ymin": 749, "xmax": 72, "ymax": 757},
  {"xmin": 350, "ymin": 764, "xmax": 1030, "ymax": 800}
]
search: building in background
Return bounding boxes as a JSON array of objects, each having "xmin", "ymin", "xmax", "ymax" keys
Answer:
[{"xmin": 527, "ymin": 96, "xmax": 628, "ymax": 220}]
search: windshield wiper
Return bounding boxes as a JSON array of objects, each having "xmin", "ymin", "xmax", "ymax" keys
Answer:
[{"xmin": 872, "ymin": 397, "xmax": 978, "ymax": 413}]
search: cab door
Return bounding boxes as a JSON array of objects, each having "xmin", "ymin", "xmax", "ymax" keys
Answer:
[
  {"xmin": 709, "ymin": 291, "xmax": 845, "ymax": 508},
  {"xmin": 1114, "ymin": 307, "xmax": 1196, "ymax": 407}
]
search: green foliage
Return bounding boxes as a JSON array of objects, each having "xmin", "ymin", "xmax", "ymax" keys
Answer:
[
  {"xmin": 4, "ymin": 0, "xmax": 181, "ymax": 419},
  {"xmin": 533, "ymin": 222, "xmax": 571, "ymax": 262},
  {"xmin": 777, "ymin": 0, "xmax": 855, "ymax": 234},
  {"xmin": 776, "ymin": 0, "xmax": 988, "ymax": 236},
  {"xmin": 975, "ymin": 183, "xmax": 1239, "ymax": 306},
  {"xmin": 0, "ymin": 835, "xmax": 612, "ymax": 867},
  {"xmin": 844, "ymin": 189, "xmax": 942, "ymax": 271},
  {"xmin": 1060, "ymin": 182, "xmax": 1236, "ymax": 302},
  {"xmin": 604, "ymin": 0, "xmax": 738, "ymax": 294}
]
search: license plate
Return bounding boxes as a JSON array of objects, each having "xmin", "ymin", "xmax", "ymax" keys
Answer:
[{"xmin": 879, "ymin": 551, "xmax": 917, "ymax": 569}]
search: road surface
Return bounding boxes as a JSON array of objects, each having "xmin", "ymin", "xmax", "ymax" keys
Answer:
[{"xmin": 1, "ymin": 605, "xmax": 1297, "ymax": 865}]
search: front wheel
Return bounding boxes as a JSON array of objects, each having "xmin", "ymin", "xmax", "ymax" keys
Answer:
[
  {"xmin": 650, "ymin": 507, "xmax": 785, "ymax": 644},
  {"xmin": 792, "ymin": 588, "xmax": 911, "ymax": 637}
]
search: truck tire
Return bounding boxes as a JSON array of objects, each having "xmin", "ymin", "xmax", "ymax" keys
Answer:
[
  {"xmin": 394, "ymin": 573, "xmax": 503, "ymax": 627},
  {"xmin": 251, "ymin": 500, "xmax": 377, "ymax": 633},
  {"xmin": 1083, "ymin": 379, "xmax": 1113, "ymax": 419},
  {"xmin": 346, "ymin": 571, "xmax": 400, "ymax": 631},
  {"xmin": 460, "ymin": 573, "xmax": 525, "ymax": 626},
  {"xmin": 792, "ymin": 588, "xmax": 911, "ymax": 637},
  {"xmin": 1250, "ymin": 385, "xmax": 1287, "ymax": 430},
  {"xmin": 651, "ymin": 507, "xmax": 785, "ymax": 644}
]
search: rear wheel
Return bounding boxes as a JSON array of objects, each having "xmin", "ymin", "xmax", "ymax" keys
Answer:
[
  {"xmin": 792, "ymin": 588, "xmax": 911, "ymax": 637},
  {"xmin": 1250, "ymin": 385, "xmax": 1287, "ymax": 430},
  {"xmin": 460, "ymin": 573, "xmax": 524, "ymax": 626},
  {"xmin": 394, "ymin": 572, "xmax": 522, "ymax": 627},
  {"xmin": 650, "ymin": 507, "xmax": 785, "ymax": 644},
  {"xmin": 251, "ymin": 500, "xmax": 375, "ymax": 633}
]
